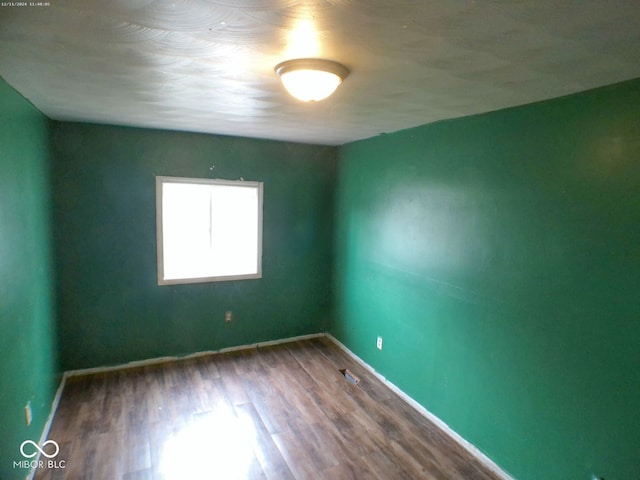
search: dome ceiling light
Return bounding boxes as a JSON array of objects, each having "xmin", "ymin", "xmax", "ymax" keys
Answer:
[{"xmin": 275, "ymin": 58, "xmax": 350, "ymax": 102}]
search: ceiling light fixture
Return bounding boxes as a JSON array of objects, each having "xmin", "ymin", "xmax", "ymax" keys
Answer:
[{"xmin": 275, "ymin": 58, "xmax": 349, "ymax": 102}]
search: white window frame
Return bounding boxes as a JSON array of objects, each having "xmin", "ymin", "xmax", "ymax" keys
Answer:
[{"xmin": 156, "ymin": 176, "xmax": 263, "ymax": 285}]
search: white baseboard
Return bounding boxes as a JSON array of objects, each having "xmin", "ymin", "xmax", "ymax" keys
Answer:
[
  {"xmin": 63, "ymin": 332, "xmax": 324, "ymax": 378},
  {"xmin": 324, "ymin": 333, "xmax": 513, "ymax": 480},
  {"xmin": 26, "ymin": 373, "xmax": 67, "ymax": 480},
  {"xmin": 220, "ymin": 332, "xmax": 324, "ymax": 353}
]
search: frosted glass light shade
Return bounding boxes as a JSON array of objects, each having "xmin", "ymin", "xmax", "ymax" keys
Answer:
[
  {"xmin": 280, "ymin": 69, "xmax": 341, "ymax": 102},
  {"xmin": 275, "ymin": 59, "xmax": 349, "ymax": 102}
]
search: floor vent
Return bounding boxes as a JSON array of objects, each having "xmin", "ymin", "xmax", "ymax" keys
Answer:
[{"xmin": 339, "ymin": 368, "xmax": 360, "ymax": 385}]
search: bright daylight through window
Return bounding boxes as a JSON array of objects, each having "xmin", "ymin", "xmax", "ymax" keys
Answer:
[{"xmin": 156, "ymin": 176, "xmax": 263, "ymax": 285}]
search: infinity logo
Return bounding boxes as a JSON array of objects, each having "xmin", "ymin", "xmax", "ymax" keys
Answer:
[{"xmin": 20, "ymin": 440, "xmax": 60, "ymax": 459}]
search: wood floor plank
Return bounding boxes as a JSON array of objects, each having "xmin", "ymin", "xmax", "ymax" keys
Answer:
[
  {"xmin": 319, "ymin": 452, "xmax": 386, "ymax": 480},
  {"xmin": 122, "ymin": 429, "xmax": 151, "ymax": 474},
  {"xmin": 330, "ymin": 410, "xmax": 380, "ymax": 457},
  {"xmin": 268, "ymin": 366, "xmax": 329, "ymax": 426},
  {"xmin": 271, "ymin": 429, "xmax": 319, "ymax": 480},
  {"xmin": 361, "ymin": 448, "xmax": 417, "ymax": 480},
  {"xmin": 249, "ymin": 378, "xmax": 304, "ymax": 435},
  {"xmin": 216, "ymin": 353, "xmax": 252, "ymax": 405},
  {"xmin": 234, "ymin": 402, "xmax": 295, "ymax": 480},
  {"xmin": 35, "ymin": 338, "xmax": 503, "ymax": 480},
  {"xmin": 255, "ymin": 344, "xmax": 293, "ymax": 369},
  {"xmin": 146, "ymin": 420, "xmax": 177, "ymax": 470}
]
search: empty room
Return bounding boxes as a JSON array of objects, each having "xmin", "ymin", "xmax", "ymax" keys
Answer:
[{"xmin": 1, "ymin": 2, "xmax": 639, "ymax": 479}]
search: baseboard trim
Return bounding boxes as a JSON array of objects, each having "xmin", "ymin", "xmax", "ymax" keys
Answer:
[
  {"xmin": 26, "ymin": 373, "xmax": 67, "ymax": 480},
  {"xmin": 63, "ymin": 332, "xmax": 324, "ymax": 378},
  {"xmin": 324, "ymin": 333, "xmax": 513, "ymax": 480}
]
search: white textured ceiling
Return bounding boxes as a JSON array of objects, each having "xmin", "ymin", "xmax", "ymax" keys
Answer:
[{"xmin": 1, "ymin": 1, "xmax": 639, "ymax": 145}]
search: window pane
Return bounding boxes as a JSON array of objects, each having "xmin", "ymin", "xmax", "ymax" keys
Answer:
[
  {"xmin": 162, "ymin": 183, "xmax": 215, "ymax": 280},
  {"xmin": 157, "ymin": 177, "xmax": 262, "ymax": 285},
  {"xmin": 210, "ymin": 185, "xmax": 259, "ymax": 277}
]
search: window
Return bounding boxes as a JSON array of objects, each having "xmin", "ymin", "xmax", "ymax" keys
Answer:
[{"xmin": 156, "ymin": 176, "xmax": 263, "ymax": 285}]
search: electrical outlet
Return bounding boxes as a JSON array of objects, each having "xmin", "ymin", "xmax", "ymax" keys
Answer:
[
  {"xmin": 225, "ymin": 311, "xmax": 233, "ymax": 323},
  {"xmin": 376, "ymin": 336, "xmax": 383, "ymax": 350},
  {"xmin": 25, "ymin": 401, "xmax": 32, "ymax": 426}
]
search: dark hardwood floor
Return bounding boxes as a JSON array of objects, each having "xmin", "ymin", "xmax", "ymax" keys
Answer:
[{"xmin": 35, "ymin": 337, "xmax": 502, "ymax": 479}]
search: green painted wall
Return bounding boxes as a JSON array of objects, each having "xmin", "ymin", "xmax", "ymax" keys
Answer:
[
  {"xmin": 0, "ymin": 78, "xmax": 59, "ymax": 479},
  {"xmin": 332, "ymin": 79, "xmax": 640, "ymax": 480},
  {"xmin": 51, "ymin": 122, "xmax": 336, "ymax": 371}
]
